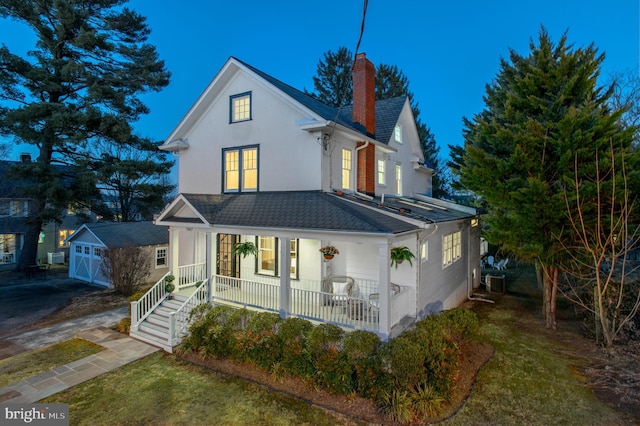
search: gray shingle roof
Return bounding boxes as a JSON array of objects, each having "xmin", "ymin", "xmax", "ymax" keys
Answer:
[
  {"xmin": 78, "ymin": 221, "xmax": 169, "ymax": 249},
  {"xmin": 177, "ymin": 191, "xmax": 418, "ymax": 234},
  {"xmin": 234, "ymin": 58, "xmax": 406, "ymax": 144}
]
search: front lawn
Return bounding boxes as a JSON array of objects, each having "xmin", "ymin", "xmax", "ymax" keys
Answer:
[
  {"xmin": 0, "ymin": 338, "xmax": 102, "ymax": 388},
  {"xmin": 43, "ymin": 352, "xmax": 352, "ymax": 425}
]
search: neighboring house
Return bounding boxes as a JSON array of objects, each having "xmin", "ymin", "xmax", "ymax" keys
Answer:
[
  {"xmin": 67, "ymin": 221, "xmax": 169, "ymax": 287},
  {"xmin": 130, "ymin": 54, "xmax": 481, "ymax": 351},
  {"xmin": 0, "ymin": 156, "xmax": 88, "ymax": 270}
]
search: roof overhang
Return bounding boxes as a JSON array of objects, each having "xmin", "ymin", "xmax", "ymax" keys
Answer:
[{"xmin": 159, "ymin": 138, "xmax": 189, "ymax": 152}]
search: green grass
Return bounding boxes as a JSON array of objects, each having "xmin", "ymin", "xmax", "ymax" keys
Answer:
[
  {"xmin": 43, "ymin": 353, "xmax": 352, "ymax": 425},
  {"xmin": 0, "ymin": 338, "xmax": 102, "ymax": 388},
  {"xmin": 31, "ymin": 264, "xmax": 631, "ymax": 425},
  {"xmin": 441, "ymin": 266, "xmax": 625, "ymax": 425}
]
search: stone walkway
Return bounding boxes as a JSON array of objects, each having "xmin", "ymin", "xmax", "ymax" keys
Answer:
[{"xmin": 0, "ymin": 327, "xmax": 159, "ymax": 404}]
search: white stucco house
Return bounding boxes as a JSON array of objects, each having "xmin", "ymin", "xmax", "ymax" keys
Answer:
[
  {"xmin": 68, "ymin": 221, "xmax": 169, "ymax": 287},
  {"xmin": 130, "ymin": 54, "xmax": 482, "ymax": 351}
]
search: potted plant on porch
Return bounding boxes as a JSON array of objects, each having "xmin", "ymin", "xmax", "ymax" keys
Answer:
[
  {"xmin": 164, "ymin": 274, "xmax": 176, "ymax": 299},
  {"xmin": 319, "ymin": 245, "xmax": 339, "ymax": 260},
  {"xmin": 232, "ymin": 241, "xmax": 259, "ymax": 258},
  {"xmin": 390, "ymin": 246, "xmax": 415, "ymax": 269}
]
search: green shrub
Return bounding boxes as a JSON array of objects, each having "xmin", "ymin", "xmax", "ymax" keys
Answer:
[
  {"xmin": 182, "ymin": 305, "xmax": 237, "ymax": 359},
  {"xmin": 413, "ymin": 319, "xmax": 461, "ymax": 396},
  {"xmin": 420, "ymin": 308, "xmax": 479, "ymax": 344},
  {"xmin": 379, "ymin": 389, "xmax": 414, "ymax": 424},
  {"xmin": 411, "ymin": 384, "xmax": 444, "ymax": 420},
  {"xmin": 238, "ymin": 312, "xmax": 283, "ymax": 370},
  {"xmin": 306, "ymin": 323, "xmax": 344, "ymax": 355},
  {"xmin": 278, "ymin": 317, "xmax": 313, "ymax": 378},
  {"xmin": 306, "ymin": 324, "xmax": 352, "ymax": 393},
  {"xmin": 378, "ymin": 333, "xmax": 426, "ymax": 390},
  {"xmin": 343, "ymin": 330, "xmax": 381, "ymax": 397}
]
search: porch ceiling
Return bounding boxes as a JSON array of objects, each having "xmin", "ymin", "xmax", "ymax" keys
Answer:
[{"xmin": 160, "ymin": 191, "xmax": 418, "ymax": 235}]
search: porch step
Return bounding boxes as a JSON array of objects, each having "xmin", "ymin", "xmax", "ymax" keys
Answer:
[
  {"xmin": 130, "ymin": 329, "xmax": 173, "ymax": 353},
  {"xmin": 139, "ymin": 320, "xmax": 169, "ymax": 340}
]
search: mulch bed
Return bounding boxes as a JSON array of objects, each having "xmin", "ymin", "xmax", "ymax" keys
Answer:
[{"xmin": 176, "ymin": 339, "xmax": 495, "ymax": 425}]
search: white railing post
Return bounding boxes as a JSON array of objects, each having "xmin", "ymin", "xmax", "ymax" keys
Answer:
[
  {"xmin": 130, "ymin": 301, "xmax": 138, "ymax": 331},
  {"xmin": 168, "ymin": 311, "xmax": 176, "ymax": 347}
]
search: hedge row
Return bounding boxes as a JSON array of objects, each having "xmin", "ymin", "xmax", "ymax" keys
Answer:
[{"xmin": 176, "ymin": 305, "xmax": 479, "ymax": 424}]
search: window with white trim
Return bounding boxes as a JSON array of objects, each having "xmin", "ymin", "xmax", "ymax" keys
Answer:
[
  {"xmin": 156, "ymin": 247, "xmax": 168, "ymax": 268},
  {"xmin": 257, "ymin": 236, "xmax": 298, "ymax": 279},
  {"xmin": 394, "ymin": 124, "xmax": 402, "ymax": 143},
  {"xmin": 223, "ymin": 146, "xmax": 258, "ymax": 192},
  {"xmin": 442, "ymin": 231, "xmax": 462, "ymax": 268},
  {"xmin": 395, "ymin": 164, "xmax": 402, "ymax": 195},
  {"xmin": 230, "ymin": 92, "xmax": 251, "ymax": 123},
  {"xmin": 421, "ymin": 242, "xmax": 428, "ymax": 261},
  {"xmin": 341, "ymin": 148, "xmax": 352, "ymax": 189},
  {"xmin": 377, "ymin": 159, "xmax": 386, "ymax": 185}
]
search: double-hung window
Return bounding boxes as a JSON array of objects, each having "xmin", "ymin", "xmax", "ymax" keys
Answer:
[
  {"xmin": 377, "ymin": 159, "xmax": 386, "ymax": 185},
  {"xmin": 442, "ymin": 231, "xmax": 462, "ymax": 268},
  {"xmin": 257, "ymin": 236, "xmax": 298, "ymax": 279},
  {"xmin": 342, "ymin": 148, "xmax": 352, "ymax": 189},
  {"xmin": 223, "ymin": 146, "xmax": 258, "ymax": 192},
  {"xmin": 394, "ymin": 124, "xmax": 402, "ymax": 143},
  {"xmin": 230, "ymin": 92, "xmax": 251, "ymax": 123},
  {"xmin": 156, "ymin": 247, "xmax": 168, "ymax": 268}
]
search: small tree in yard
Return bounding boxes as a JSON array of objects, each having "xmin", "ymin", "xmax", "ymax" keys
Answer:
[
  {"xmin": 560, "ymin": 142, "xmax": 640, "ymax": 348},
  {"xmin": 100, "ymin": 246, "xmax": 151, "ymax": 296}
]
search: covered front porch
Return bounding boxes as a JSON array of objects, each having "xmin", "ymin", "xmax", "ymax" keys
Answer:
[
  {"xmin": 131, "ymin": 191, "xmax": 426, "ymax": 350},
  {"xmin": 172, "ymin": 262, "xmax": 414, "ymax": 333}
]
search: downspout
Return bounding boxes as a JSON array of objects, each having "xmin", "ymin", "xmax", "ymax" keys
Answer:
[
  {"xmin": 466, "ymin": 221, "xmax": 494, "ymax": 304},
  {"xmin": 355, "ymin": 141, "xmax": 374, "ymax": 200}
]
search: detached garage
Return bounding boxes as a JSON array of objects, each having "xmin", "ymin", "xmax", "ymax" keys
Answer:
[{"xmin": 67, "ymin": 221, "xmax": 169, "ymax": 287}]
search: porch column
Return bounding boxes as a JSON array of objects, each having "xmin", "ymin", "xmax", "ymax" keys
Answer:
[
  {"xmin": 279, "ymin": 237, "xmax": 291, "ymax": 318},
  {"xmin": 206, "ymin": 232, "xmax": 214, "ymax": 303},
  {"xmin": 378, "ymin": 242, "xmax": 391, "ymax": 337},
  {"xmin": 169, "ymin": 227, "xmax": 179, "ymax": 274}
]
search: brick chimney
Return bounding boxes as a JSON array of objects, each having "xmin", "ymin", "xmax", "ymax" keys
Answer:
[
  {"xmin": 353, "ymin": 53, "xmax": 376, "ymax": 196},
  {"xmin": 352, "ymin": 53, "xmax": 375, "ymax": 136}
]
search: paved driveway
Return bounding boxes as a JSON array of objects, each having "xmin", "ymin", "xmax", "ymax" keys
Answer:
[{"xmin": 0, "ymin": 270, "xmax": 102, "ymax": 338}]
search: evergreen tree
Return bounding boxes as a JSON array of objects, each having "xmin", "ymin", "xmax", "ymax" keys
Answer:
[
  {"xmin": 452, "ymin": 27, "xmax": 635, "ymax": 328},
  {"xmin": 309, "ymin": 46, "xmax": 353, "ymax": 107},
  {"xmin": 92, "ymin": 138, "xmax": 174, "ymax": 222},
  {"xmin": 0, "ymin": 0, "xmax": 170, "ymax": 270},
  {"xmin": 308, "ymin": 47, "xmax": 447, "ymax": 197}
]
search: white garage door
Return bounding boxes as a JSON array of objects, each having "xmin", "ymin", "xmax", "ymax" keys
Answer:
[{"xmin": 70, "ymin": 243, "xmax": 108, "ymax": 286}]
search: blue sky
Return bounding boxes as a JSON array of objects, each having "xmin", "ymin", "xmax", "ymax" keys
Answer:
[{"xmin": 2, "ymin": 0, "xmax": 639, "ymax": 163}]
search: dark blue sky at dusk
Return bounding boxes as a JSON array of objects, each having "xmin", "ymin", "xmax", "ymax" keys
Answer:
[{"xmin": 2, "ymin": 0, "xmax": 638, "ymax": 163}]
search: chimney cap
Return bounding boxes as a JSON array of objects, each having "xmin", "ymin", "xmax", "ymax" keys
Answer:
[{"xmin": 20, "ymin": 153, "xmax": 32, "ymax": 163}]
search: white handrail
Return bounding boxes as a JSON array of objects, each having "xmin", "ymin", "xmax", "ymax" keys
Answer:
[
  {"xmin": 130, "ymin": 272, "xmax": 171, "ymax": 330},
  {"xmin": 170, "ymin": 279, "xmax": 209, "ymax": 345}
]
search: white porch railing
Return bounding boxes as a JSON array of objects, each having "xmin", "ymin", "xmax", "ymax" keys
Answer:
[
  {"xmin": 169, "ymin": 279, "xmax": 209, "ymax": 346},
  {"xmin": 130, "ymin": 272, "xmax": 171, "ymax": 331},
  {"xmin": 177, "ymin": 263, "xmax": 206, "ymax": 288},
  {"xmin": 212, "ymin": 274, "xmax": 279, "ymax": 311}
]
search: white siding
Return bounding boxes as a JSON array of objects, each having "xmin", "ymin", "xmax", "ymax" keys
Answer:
[{"xmin": 176, "ymin": 72, "xmax": 322, "ymax": 195}]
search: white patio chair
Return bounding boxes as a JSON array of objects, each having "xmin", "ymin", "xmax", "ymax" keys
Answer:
[
  {"xmin": 495, "ymin": 258, "xmax": 509, "ymax": 270},
  {"xmin": 486, "ymin": 255, "xmax": 495, "ymax": 268},
  {"xmin": 327, "ymin": 276, "xmax": 356, "ymax": 312}
]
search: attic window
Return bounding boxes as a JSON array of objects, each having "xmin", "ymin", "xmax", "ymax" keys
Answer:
[
  {"xmin": 230, "ymin": 92, "xmax": 251, "ymax": 123},
  {"xmin": 394, "ymin": 124, "xmax": 402, "ymax": 143}
]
